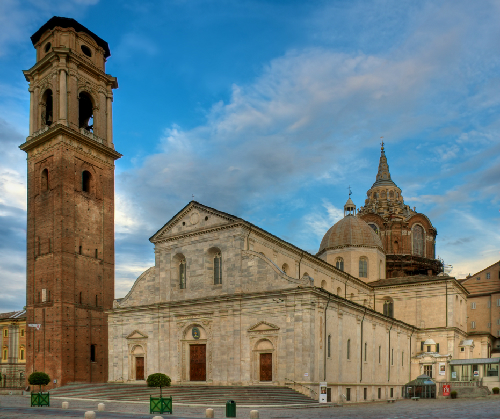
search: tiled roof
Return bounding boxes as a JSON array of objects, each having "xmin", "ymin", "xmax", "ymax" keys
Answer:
[{"xmin": 0, "ymin": 310, "xmax": 26, "ymax": 320}]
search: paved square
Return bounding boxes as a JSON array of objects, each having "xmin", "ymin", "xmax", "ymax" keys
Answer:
[{"xmin": 2, "ymin": 395, "xmax": 500, "ymax": 418}]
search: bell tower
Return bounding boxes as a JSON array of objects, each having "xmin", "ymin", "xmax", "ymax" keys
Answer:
[{"xmin": 20, "ymin": 17, "xmax": 121, "ymax": 386}]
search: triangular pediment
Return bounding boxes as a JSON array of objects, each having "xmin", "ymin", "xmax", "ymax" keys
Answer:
[
  {"xmin": 248, "ymin": 321, "xmax": 280, "ymax": 332},
  {"xmin": 126, "ymin": 330, "xmax": 148, "ymax": 339},
  {"xmin": 149, "ymin": 201, "xmax": 240, "ymax": 243}
]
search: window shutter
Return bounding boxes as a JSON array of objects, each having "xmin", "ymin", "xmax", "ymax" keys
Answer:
[
  {"xmin": 421, "ymin": 341, "xmax": 424, "ymax": 351},
  {"xmin": 436, "ymin": 343, "xmax": 440, "ymax": 353}
]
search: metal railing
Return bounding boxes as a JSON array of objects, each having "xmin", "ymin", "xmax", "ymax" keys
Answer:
[{"xmin": 284, "ymin": 377, "xmax": 318, "ymax": 396}]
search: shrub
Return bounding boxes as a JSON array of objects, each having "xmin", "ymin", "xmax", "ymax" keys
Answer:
[
  {"xmin": 450, "ymin": 391, "xmax": 457, "ymax": 399},
  {"xmin": 28, "ymin": 372, "xmax": 50, "ymax": 392},
  {"xmin": 492, "ymin": 387, "xmax": 500, "ymax": 394},
  {"xmin": 147, "ymin": 373, "xmax": 171, "ymax": 397}
]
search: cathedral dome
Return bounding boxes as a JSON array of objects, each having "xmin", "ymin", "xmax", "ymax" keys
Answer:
[{"xmin": 318, "ymin": 215, "xmax": 383, "ymax": 254}]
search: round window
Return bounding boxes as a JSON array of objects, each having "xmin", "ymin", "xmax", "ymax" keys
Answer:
[
  {"xmin": 81, "ymin": 45, "xmax": 92, "ymax": 57},
  {"xmin": 44, "ymin": 42, "xmax": 51, "ymax": 53}
]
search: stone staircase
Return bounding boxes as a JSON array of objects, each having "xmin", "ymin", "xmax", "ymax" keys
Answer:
[{"xmin": 50, "ymin": 383, "xmax": 317, "ymax": 406}]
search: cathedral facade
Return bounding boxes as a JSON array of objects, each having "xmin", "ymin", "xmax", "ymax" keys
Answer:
[{"xmin": 109, "ymin": 201, "xmax": 416, "ymax": 402}]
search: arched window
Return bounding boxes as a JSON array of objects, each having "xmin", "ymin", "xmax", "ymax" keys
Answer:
[
  {"xmin": 337, "ymin": 287, "xmax": 342, "ymax": 296},
  {"xmin": 79, "ymin": 92, "xmax": 94, "ymax": 131},
  {"xmin": 302, "ymin": 272, "xmax": 309, "ymax": 279},
  {"xmin": 350, "ymin": 293, "xmax": 354, "ymax": 300},
  {"xmin": 368, "ymin": 223, "xmax": 379, "ymax": 235},
  {"xmin": 2, "ymin": 347, "xmax": 7, "ymax": 360},
  {"xmin": 328, "ymin": 335, "xmax": 331, "ymax": 358},
  {"xmin": 389, "ymin": 190, "xmax": 394, "ymax": 199},
  {"xmin": 214, "ymin": 252, "xmax": 222, "ymax": 285},
  {"xmin": 82, "ymin": 170, "xmax": 91, "ymax": 193},
  {"xmin": 383, "ymin": 298, "xmax": 394, "ymax": 318},
  {"xmin": 281, "ymin": 263, "xmax": 288, "ymax": 274},
  {"xmin": 364, "ymin": 342, "xmax": 367, "ymax": 361},
  {"xmin": 347, "ymin": 339, "xmax": 350, "ymax": 360},
  {"xmin": 19, "ymin": 346, "xmax": 25, "ymax": 361},
  {"xmin": 336, "ymin": 257, "xmax": 344, "ymax": 271},
  {"xmin": 179, "ymin": 258, "xmax": 186, "ymax": 289},
  {"xmin": 412, "ymin": 225, "xmax": 425, "ymax": 257},
  {"xmin": 41, "ymin": 169, "xmax": 49, "ymax": 191},
  {"xmin": 359, "ymin": 257, "xmax": 368, "ymax": 278},
  {"xmin": 321, "ymin": 280, "xmax": 327, "ymax": 289},
  {"xmin": 41, "ymin": 89, "xmax": 53, "ymax": 126}
]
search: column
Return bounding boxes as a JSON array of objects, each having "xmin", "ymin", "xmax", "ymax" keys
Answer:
[
  {"xmin": 106, "ymin": 95, "xmax": 113, "ymax": 145},
  {"xmin": 59, "ymin": 69, "xmax": 67, "ymax": 124},
  {"xmin": 29, "ymin": 87, "xmax": 34, "ymax": 136}
]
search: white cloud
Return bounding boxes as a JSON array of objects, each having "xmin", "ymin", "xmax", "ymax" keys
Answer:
[{"xmin": 303, "ymin": 200, "xmax": 343, "ymax": 241}]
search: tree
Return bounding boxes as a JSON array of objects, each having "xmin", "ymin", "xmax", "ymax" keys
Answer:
[
  {"xmin": 28, "ymin": 372, "xmax": 50, "ymax": 392},
  {"xmin": 147, "ymin": 373, "xmax": 171, "ymax": 397}
]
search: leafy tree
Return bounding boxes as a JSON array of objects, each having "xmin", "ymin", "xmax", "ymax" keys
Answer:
[
  {"xmin": 147, "ymin": 373, "xmax": 171, "ymax": 397},
  {"xmin": 28, "ymin": 372, "xmax": 50, "ymax": 392}
]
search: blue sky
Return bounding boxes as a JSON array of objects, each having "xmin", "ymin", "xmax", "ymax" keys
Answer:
[{"xmin": 0, "ymin": 0, "xmax": 499, "ymax": 312}]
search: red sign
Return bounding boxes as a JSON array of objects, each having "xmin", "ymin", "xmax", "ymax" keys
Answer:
[{"xmin": 443, "ymin": 385, "xmax": 451, "ymax": 396}]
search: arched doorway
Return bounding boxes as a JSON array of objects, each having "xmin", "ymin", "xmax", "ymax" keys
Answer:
[
  {"xmin": 254, "ymin": 339, "xmax": 274, "ymax": 382},
  {"xmin": 132, "ymin": 345, "xmax": 145, "ymax": 380},
  {"xmin": 182, "ymin": 325, "xmax": 208, "ymax": 382}
]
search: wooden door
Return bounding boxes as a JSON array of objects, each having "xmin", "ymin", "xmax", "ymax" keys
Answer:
[
  {"xmin": 190, "ymin": 344, "xmax": 206, "ymax": 381},
  {"xmin": 135, "ymin": 357, "xmax": 144, "ymax": 380},
  {"xmin": 259, "ymin": 353, "xmax": 272, "ymax": 381}
]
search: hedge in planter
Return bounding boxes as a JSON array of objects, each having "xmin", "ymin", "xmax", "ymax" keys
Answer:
[
  {"xmin": 493, "ymin": 387, "xmax": 499, "ymax": 394},
  {"xmin": 147, "ymin": 373, "xmax": 172, "ymax": 414},
  {"xmin": 450, "ymin": 391, "xmax": 457, "ymax": 399},
  {"xmin": 28, "ymin": 372, "xmax": 51, "ymax": 407}
]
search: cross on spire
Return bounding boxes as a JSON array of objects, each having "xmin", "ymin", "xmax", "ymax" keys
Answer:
[
  {"xmin": 348, "ymin": 185, "xmax": 352, "ymax": 197},
  {"xmin": 380, "ymin": 136, "xmax": 384, "ymax": 149}
]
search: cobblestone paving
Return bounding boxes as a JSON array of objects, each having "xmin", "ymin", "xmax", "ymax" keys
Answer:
[{"xmin": 1, "ymin": 395, "xmax": 500, "ymax": 418}]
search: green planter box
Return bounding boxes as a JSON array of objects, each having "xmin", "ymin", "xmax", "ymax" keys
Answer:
[
  {"xmin": 150, "ymin": 395, "xmax": 172, "ymax": 414},
  {"xmin": 31, "ymin": 392, "xmax": 50, "ymax": 407}
]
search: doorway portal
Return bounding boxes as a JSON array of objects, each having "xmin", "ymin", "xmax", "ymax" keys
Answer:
[
  {"xmin": 190, "ymin": 344, "xmax": 206, "ymax": 381},
  {"xmin": 135, "ymin": 357, "xmax": 144, "ymax": 380},
  {"xmin": 260, "ymin": 353, "xmax": 272, "ymax": 381}
]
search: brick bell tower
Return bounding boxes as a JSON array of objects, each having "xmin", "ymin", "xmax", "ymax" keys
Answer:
[{"xmin": 20, "ymin": 17, "xmax": 120, "ymax": 387}]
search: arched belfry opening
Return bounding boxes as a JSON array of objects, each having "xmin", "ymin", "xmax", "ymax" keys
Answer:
[
  {"xmin": 41, "ymin": 89, "xmax": 53, "ymax": 126},
  {"xmin": 79, "ymin": 91, "xmax": 94, "ymax": 131}
]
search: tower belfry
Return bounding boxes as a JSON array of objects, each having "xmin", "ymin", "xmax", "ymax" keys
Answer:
[{"xmin": 20, "ymin": 17, "xmax": 121, "ymax": 386}]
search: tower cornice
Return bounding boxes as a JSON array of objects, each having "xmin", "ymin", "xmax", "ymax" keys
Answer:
[{"xmin": 20, "ymin": 123, "xmax": 122, "ymax": 161}]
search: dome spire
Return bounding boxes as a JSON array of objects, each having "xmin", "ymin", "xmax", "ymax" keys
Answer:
[{"xmin": 371, "ymin": 139, "xmax": 397, "ymax": 188}]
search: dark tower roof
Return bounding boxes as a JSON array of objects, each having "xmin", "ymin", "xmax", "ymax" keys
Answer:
[
  {"xmin": 31, "ymin": 16, "xmax": 111, "ymax": 58},
  {"xmin": 371, "ymin": 144, "xmax": 398, "ymax": 188}
]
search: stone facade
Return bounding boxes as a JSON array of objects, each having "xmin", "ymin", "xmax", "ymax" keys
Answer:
[
  {"xmin": 0, "ymin": 311, "xmax": 26, "ymax": 388},
  {"xmin": 21, "ymin": 17, "xmax": 120, "ymax": 387},
  {"xmin": 460, "ymin": 261, "xmax": 500, "ymax": 350},
  {"xmin": 108, "ymin": 202, "xmax": 472, "ymax": 401}
]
